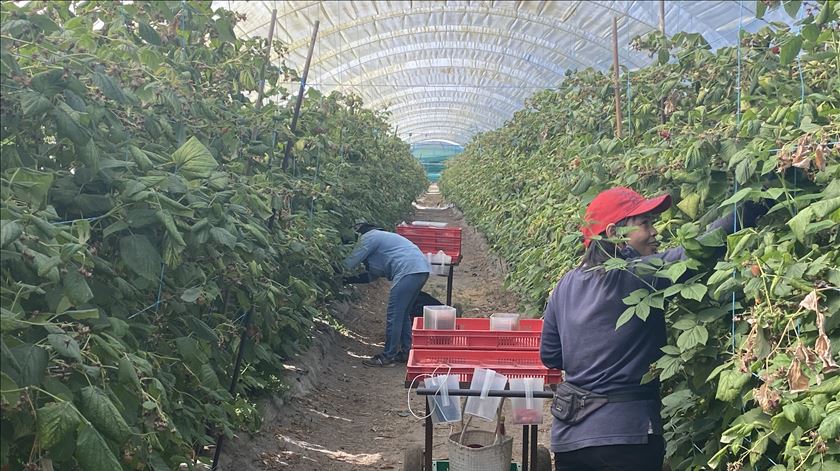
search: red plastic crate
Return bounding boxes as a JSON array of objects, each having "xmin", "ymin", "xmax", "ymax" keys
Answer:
[
  {"xmin": 405, "ymin": 349, "xmax": 562, "ymax": 385},
  {"xmin": 412, "ymin": 317, "xmax": 543, "ymax": 350},
  {"xmin": 397, "ymin": 225, "xmax": 462, "ymax": 262}
]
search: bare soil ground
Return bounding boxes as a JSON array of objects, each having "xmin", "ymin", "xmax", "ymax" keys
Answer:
[{"xmin": 220, "ymin": 187, "xmax": 551, "ymax": 470}]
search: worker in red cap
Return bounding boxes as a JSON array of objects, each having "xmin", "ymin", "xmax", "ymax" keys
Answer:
[{"xmin": 540, "ymin": 186, "xmax": 768, "ymax": 471}]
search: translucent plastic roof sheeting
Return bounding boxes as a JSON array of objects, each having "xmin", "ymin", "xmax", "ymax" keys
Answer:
[{"xmin": 213, "ymin": 1, "xmax": 798, "ymax": 145}]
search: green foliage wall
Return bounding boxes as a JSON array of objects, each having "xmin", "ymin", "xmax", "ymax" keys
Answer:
[
  {"xmin": 441, "ymin": 3, "xmax": 839, "ymax": 469},
  {"xmin": 0, "ymin": 1, "xmax": 426, "ymax": 469}
]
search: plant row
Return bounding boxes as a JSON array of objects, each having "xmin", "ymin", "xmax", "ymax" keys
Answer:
[
  {"xmin": 0, "ymin": 1, "xmax": 426, "ymax": 469},
  {"xmin": 441, "ymin": 2, "xmax": 839, "ymax": 469}
]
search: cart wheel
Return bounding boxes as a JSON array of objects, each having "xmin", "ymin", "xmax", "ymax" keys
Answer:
[
  {"xmin": 535, "ymin": 445, "xmax": 552, "ymax": 471},
  {"xmin": 403, "ymin": 445, "xmax": 425, "ymax": 471}
]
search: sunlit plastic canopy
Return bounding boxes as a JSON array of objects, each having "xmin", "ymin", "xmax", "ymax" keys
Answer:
[{"xmin": 213, "ymin": 1, "xmax": 798, "ymax": 145}]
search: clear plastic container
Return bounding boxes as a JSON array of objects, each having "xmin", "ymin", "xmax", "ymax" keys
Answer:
[
  {"xmin": 424, "ymin": 305, "xmax": 457, "ymax": 330},
  {"xmin": 464, "ymin": 368, "xmax": 508, "ymax": 421},
  {"xmin": 411, "ymin": 220, "xmax": 449, "ymax": 228},
  {"xmin": 424, "ymin": 374, "xmax": 462, "ymax": 423},
  {"xmin": 490, "ymin": 313, "xmax": 521, "ymax": 331},
  {"xmin": 509, "ymin": 377, "xmax": 545, "ymax": 425}
]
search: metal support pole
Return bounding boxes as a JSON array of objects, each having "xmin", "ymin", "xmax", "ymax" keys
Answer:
[
  {"xmin": 211, "ymin": 308, "xmax": 254, "ymax": 470},
  {"xmin": 659, "ymin": 0, "xmax": 666, "ymax": 35},
  {"xmin": 522, "ymin": 425, "xmax": 530, "ymax": 471},
  {"xmin": 530, "ymin": 425, "xmax": 539, "ymax": 469},
  {"xmin": 281, "ymin": 20, "xmax": 320, "ymax": 171},
  {"xmin": 245, "ymin": 9, "xmax": 277, "ymax": 176},
  {"xmin": 612, "ymin": 16, "xmax": 623, "ymax": 139},
  {"xmin": 425, "ymin": 397, "xmax": 433, "ymax": 471},
  {"xmin": 446, "ymin": 264, "xmax": 454, "ymax": 307}
]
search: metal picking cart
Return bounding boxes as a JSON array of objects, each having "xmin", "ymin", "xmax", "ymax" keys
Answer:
[{"xmin": 404, "ymin": 317, "xmax": 561, "ymax": 471}]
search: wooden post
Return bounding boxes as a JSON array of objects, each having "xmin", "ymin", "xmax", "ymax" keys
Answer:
[
  {"xmin": 281, "ymin": 20, "xmax": 320, "ymax": 171},
  {"xmin": 245, "ymin": 9, "xmax": 277, "ymax": 176},
  {"xmin": 612, "ymin": 16, "xmax": 623, "ymax": 139},
  {"xmin": 659, "ymin": 0, "xmax": 666, "ymax": 35}
]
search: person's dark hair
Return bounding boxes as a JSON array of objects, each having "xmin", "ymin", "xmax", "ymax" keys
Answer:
[
  {"xmin": 355, "ymin": 223, "xmax": 380, "ymax": 235},
  {"xmin": 580, "ymin": 219, "xmax": 626, "ymax": 268}
]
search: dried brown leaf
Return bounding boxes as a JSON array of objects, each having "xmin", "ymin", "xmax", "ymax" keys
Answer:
[
  {"xmin": 815, "ymin": 334, "xmax": 839, "ymax": 373},
  {"xmin": 814, "ymin": 144, "xmax": 826, "ymax": 171},
  {"xmin": 800, "ymin": 290, "xmax": 819, "ymax": 312},
  {"xmin": 795, "ymin": 343, "xmax": 819, "ymax": 369},
  {"xmin": 753, "ymin": 382, "xmax": 781, "ymax": 414},
  {"xmin": 787, "ymin": 357, "xmax": 810, "ymax": 393},
  {"xmin": 792, "ymin": 156, "xmax": 811, "ymax": 169}
]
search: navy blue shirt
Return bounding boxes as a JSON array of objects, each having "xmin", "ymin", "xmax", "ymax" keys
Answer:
[{"xmin": 540, "ymin": 209, "xmax": 754, "ymax": 452}]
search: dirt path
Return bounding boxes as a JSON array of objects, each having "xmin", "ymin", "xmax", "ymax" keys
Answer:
[{"xmin": 220, "ymin": 187, "xmax": 551, "ymax": 470}]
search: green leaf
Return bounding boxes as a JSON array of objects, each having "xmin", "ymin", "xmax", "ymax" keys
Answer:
[
  {"xmin": 138, "ymin": 22, "xmax": 161, "ymax": 45},
  {"xmin": 20, "ymin": 90, "xmax": 52, "ymax": 117},
  {"xmin": 37, "ymin": 401, "xmax": 81, "ymax": 450},
  {"xmin": 117, "ymin": 356, "xmax": 142, "ymax": 390},
  {"xmin": 5, "ymin": 168, "xmax": 54, "ymax": 209},
  {"xmin": 10, "ymin": 344, "xmax": 48, "ymax": 386},
  {"xmin": 657, "ymin": 47, "xmax": 669, "ymax": 65},
  {"xmin": 63, "ymin": 308, "xmax": 100, "ymax": 320},
  {"xmin": 677, "ymin": 325, "xmax": 709, "ymax": 351},
  {"xmin": 719, "ymin": 188, "xmax": 755, "ymax": 207},
  {"xmin": 0, "ymin": 220, "xmax": 23, "ymax": 248},
  {"xmin": 756, "ymin": 0, "xmax": 768, "ymax": 18},
  {"xmin": 30, "ymin": 69, "xmax": 65, "ymax": 98},
  {"xmin": 0, "ymin": 371, "xmax": 19, "ymax": 405},
  {"xmin": 656, "ymin": 355, "xmax": 681, "ymax": 380},
  {"xmin": 75, "ymin": 424, "xmax": 123, "ymax": 470},
  {"xmin": 52, "ymin": 102, "xmax": 89, "ymax": 146},
  {"xmin": 156, "ymin": 210, "xmax": 185, "ymax": 247},
  {"xmin": 615, "ymin": 306, "xmax": 636, "ymax": 329},
  {"xmin": 672, "ymin": 318, "xmax": 696, "ymax": 330},
  {"xmin": 657, "ymin": 262, "xmax": 687, "ymax": 283},
  {"xmin": 79, "ymin": 386, "xmax": 131, "ymax": 443},
  {"xmin": 780, "ymin": 35, "xmax": 803, "ymax": 65},
  {"xmin": 680, "ymin": 284, "xmax": 708, "ymax": 301},
  {"xmin": 119, "ymin": 235, "xmax": 162, "ymax": 281},
  {"xmin": 47, "ymin": 334, "xmax": 82, "ymax": 362},
  {"xmin": 210, "ymin": 227, "xmax": 237, "ymax": 248},
  {"xmin": 677, "ymin": 193, "xmax": 701, "ymax": 219},
  {"xmin": 181, "ymin": 287, "xmax": 202, "ymax": 303},
  {"xmin": 819, "ymin": 412, "xmax": 840, "ymax": 439},
  {"xmin": 716, "ymin": 369, "xmax": 750, "ymax": 402},
  {"xmin": 801, "ymin": 23, "xmax": 819, "ymax": 42},
  {"xmin": 635, "ymin": 298, "xmax": 651, "ymax": 321},
  {"xmin": 215, "ymin": 16, "xmax": 236, "ymax": 43},
  {"xmin": 199, "ymin": 363, "xmax": 220, "ymax": 389},
  {"xmin": 809, "ymin": 376, "xmax": 840, "ymax": 395},
  {"xmin": 783, "ymin": 0, "xmax": 802, "ymax": 18},
  {"xmin": 783, "ymin": 402, "xmax": 809, "ymax": 426},
  {"xmin": 698, "ymin": 227, "xmax": 726, "ymax": 247},
  {"xmin": 172, "ymin": 136, "xmax": 218, "ymax": 179},
  {"xmin": 92, "ymin": 71, "xmax": 127, "ymax": 104},
  {"xmin": 811, "ymin": 196, "xmax": 840, "ymax": 219},
  {"xmin": 63, "ymin": 270, "xmax": 93, "ymax": 306},
  {"xmin": 787, "ymin": 207, "xmax": 813, "ymax": 242}
]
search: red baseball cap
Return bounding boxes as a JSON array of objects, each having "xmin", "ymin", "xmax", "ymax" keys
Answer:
[{"xmin": 581, "ymin": 187, "xmax": 671, "ymax": 247}]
